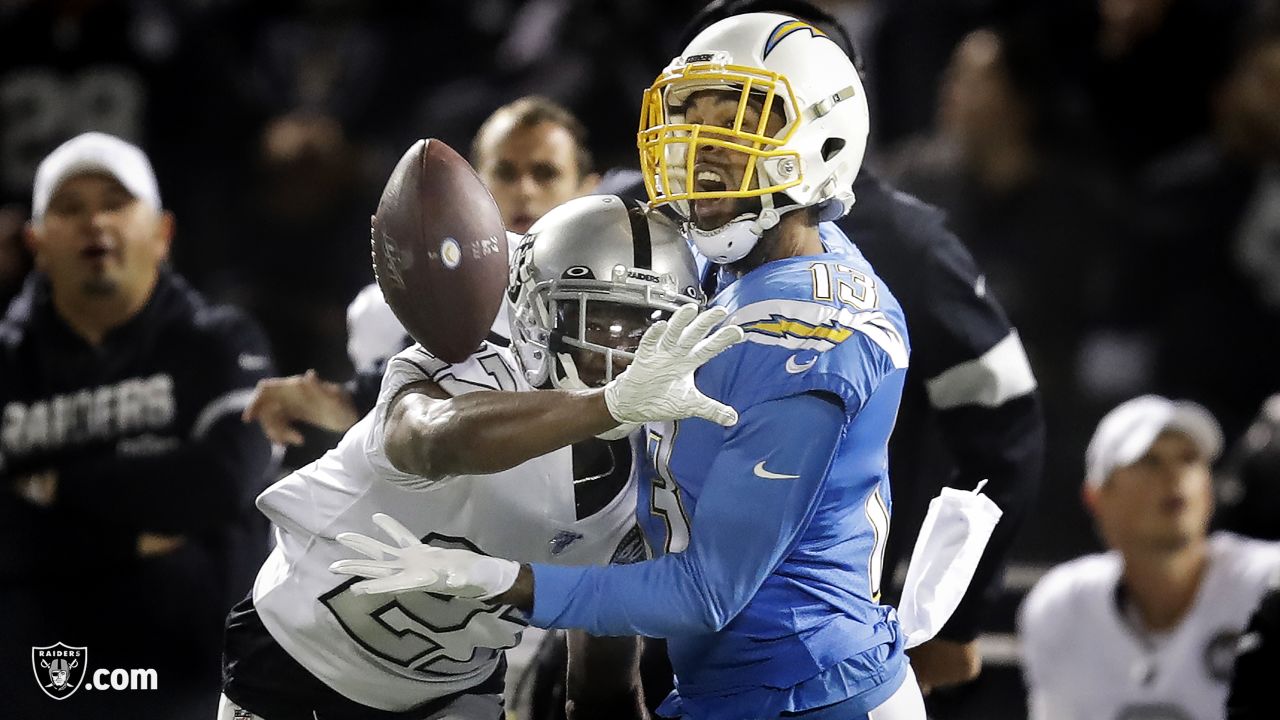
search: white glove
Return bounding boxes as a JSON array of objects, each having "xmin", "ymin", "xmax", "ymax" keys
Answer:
[
  {"xmin": 603, "ymin": 304, "xmax": 744, "ymax": 427},
  {"xmin": 329, "ymin": 513, "xmax": 520, "ymax": 600},
  {"xmin": 594, "ymin": 423, "xmax": 640, "ymax": 441}
]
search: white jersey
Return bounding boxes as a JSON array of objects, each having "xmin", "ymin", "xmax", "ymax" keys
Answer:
[
  {"xmin": 251, "ymin": 342, "xmax": 640, "ymax": 712},
  {"xmin": 1018, "ymin": 533, "xmax": 1280, "ymax": 720}
]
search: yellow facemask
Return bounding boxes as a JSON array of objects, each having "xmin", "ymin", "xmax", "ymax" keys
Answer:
[{"xmin": 637, "ymin": 59, "xmax": 804, "ymax": 213}]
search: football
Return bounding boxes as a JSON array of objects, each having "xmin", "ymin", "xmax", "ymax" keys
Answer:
[{"xmin": 370, "ymin": 139, "xmax": 509, "ymax": 363}]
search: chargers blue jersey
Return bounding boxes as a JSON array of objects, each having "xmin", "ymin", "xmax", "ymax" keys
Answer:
[{"xmin": 530, "ymin": 224, "xmax": 911, "ymax": 719}]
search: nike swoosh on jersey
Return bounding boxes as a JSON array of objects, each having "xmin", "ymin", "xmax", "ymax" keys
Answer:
[
  {"xmin": 785, "ymin": 354, "xmax": 818, "ymax": 374},
  {"xmin": 753, "ymin": 461, "xmax": 800, "ymax": 480}
]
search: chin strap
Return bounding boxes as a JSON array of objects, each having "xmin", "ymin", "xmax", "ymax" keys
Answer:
[{"xmin": 688, "ymin": 193, "xmax": 819, "ymax": 265}]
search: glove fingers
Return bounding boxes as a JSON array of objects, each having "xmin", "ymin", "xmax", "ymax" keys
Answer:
[
  {"xmin": 351, "ymin": 572, "xmax": 440, "ymax": 596},
  {"xmin": 689, "ymin": 325, "xmax": 745, "ymax": 365},
  {"xmin": 372, "ymin": 512, "xmax": 422, "ymax": 549},
  {"xmin": 329, "ymin": 559, "xmax": 399, "ymax": 579},
  {"xmin": 689, "ymin": 395, "xmax": 739, "ymax": 427},
  {"xmin": 659, "ymin": 304, "xmax": 698, "ymax": 353},
  {"xmin": 677, "ymin": 307, "xmax": 729, "ymax": 352},
  {"xmin": 634, "ymin": 319, "xmax": 668, "ymax": 359},
  {"xmin": 335, "ymin": 532, "xmax": 398, "ymax": 560}
]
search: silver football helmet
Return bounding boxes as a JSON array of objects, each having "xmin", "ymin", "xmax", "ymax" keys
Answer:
[{"xmin": 508, "ymin": 195, "xmax": 703, "ymax": 389}]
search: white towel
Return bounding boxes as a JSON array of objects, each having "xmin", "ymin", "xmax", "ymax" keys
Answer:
[{"xmin": 897, "ymin": 480, "xmax": 1003, "ymax": 649}]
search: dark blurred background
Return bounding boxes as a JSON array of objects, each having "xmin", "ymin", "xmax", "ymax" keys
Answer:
[{"xmin": 3, "ymin": 0, "xmax": 1278, "ymax": 716}]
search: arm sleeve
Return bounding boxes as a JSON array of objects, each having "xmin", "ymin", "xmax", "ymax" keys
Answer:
[
  {"xmin": 528, "ymin": 392, "xmax": 845, "ymax": 636},
  {"xmin": 55, "ymin": 310, "xmax": 276, "ymax": 533},
  {"xmin": 913, "ymin": 237, "xmax": 1046, "ymax": 641}
]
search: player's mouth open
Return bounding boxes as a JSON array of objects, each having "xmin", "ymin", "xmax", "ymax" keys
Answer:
[
  {"xmin": 691, "ymin": 166, "xmax": 737, "ymax": 228},
  {"xmin": 695, "ymin": 169, "xmax": 729, "ymax": 194}
]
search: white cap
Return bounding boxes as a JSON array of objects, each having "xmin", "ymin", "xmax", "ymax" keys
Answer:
[
  {"xmin": 1084, "ymin": 394, "xmax": 1223, "ymax": 488},
  {"xmin": 31, "ymin": 132, "xmax": 161, "ymax": 220}
]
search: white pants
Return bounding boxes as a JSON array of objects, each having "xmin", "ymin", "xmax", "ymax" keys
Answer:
[
  {"xmin": 216, "ymin": 692, "xmax": 504, "ymax": 720},
  {"xmin": 867, "ymin": 666, "xmax": 927, "ymax": 720}
]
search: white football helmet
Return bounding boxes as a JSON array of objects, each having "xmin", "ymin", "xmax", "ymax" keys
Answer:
[
  {"xmin": 507, "ymin": 195, "xmax": 702, "ymax": 390},
  {"xmin": 638, "ymin": 12, "xmax": 870, "ymax": 263}
]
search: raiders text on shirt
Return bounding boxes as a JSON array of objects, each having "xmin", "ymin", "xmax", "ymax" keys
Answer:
[{"xmin": 2, "ymin": 374, "xmax": 175, "ymax": 458}]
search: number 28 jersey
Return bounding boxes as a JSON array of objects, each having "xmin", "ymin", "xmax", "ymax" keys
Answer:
[{"xmin": 251, "ymin": 342, "xmax": 637, "ymax": 712}]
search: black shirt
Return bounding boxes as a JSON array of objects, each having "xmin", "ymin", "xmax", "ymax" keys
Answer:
[{"xmin": 0, "ymin": 269, "xmax": 276, "ymax": 670}]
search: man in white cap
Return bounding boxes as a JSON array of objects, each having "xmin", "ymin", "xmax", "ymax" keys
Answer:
[
  {"xmin": 1019, "ymin": 395, "xmax": 1280, "ymax": 720},
  {"xmin": 0, "ymin": 132, "xmax": 277, "ymax": 716}
]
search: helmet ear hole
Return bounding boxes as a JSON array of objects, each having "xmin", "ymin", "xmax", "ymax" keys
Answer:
[{"xmin": 821, "ymin": 138, "xmax": 846, "ymax": 161}]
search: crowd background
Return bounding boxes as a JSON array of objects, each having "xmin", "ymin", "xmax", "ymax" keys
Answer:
[{"xmin": 3, "ymin": 0, "xmax": 1278, "ymax": 716}]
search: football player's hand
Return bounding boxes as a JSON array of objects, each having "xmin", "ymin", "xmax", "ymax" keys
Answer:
[
  {"xmin": 329, "ymin": 513, "xmax": 520, "ymax": 600},
  {"xmin": 604, "ymin": 304, "xmax": 743, "ymax": 427},
  {"xmin": 242, "ymin": 369, "xmax": 359, "ymax": 444}
]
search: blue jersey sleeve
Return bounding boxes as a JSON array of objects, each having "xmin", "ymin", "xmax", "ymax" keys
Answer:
[{"xmin": 528, "ymin": 392, "xmax": 846, "ymax": 636}]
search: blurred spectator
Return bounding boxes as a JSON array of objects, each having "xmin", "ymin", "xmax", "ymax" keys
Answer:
[
  {"xmin": 1049, "ymin": 0, "xmax": 1254, "ymax": 174},
  {"xmin": 864, "ymin": 0, "xmax": 994, "ymax": 149},
  {"xmin": 228, "ymin": 112, "xmax": 371, "ymax": 389},
  {"xmin": 1117, "ymin": 10, "xmax": 1280, "ymax": 440},
  {"xmin": 472, "ymin": 96, "xmax": 600, "ymax": 234},
  {"xmin": 0, "ymin": 133, "xmax": 276, "ymax": 718},
  {"xmin": 1019, "ymin": 395, "xmax": 1280, "ymax": 720},
  {"xmin": 889, "ymin": 25, "xmax": 1119, "ymax": 345},
  {"xmin": 889, "ymin": 24, "xmax": 1119, "ymax": 559}
]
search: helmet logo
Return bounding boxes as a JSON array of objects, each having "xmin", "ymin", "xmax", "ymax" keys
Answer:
[
  {"xmin": 763, "ymin": 20, "xmax": 829, "ymax": 58},
  {"xmin": 440, "ymin": 238, "xmax": 462, "ymax": 269},
  {"xmin": 509, "ymin": 233, "xmax": 536, "ymax": 301},
  {"xmin": 626, "ymin": 268, "xmax": 662, "ymax": 284}
]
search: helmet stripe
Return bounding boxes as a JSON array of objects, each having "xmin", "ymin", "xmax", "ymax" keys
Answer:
[{"xmin": 623, "ymin": 197, "xmax": 653, "ymax": 269}]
